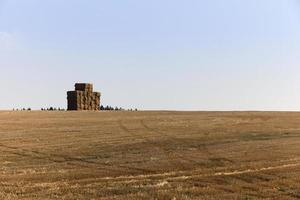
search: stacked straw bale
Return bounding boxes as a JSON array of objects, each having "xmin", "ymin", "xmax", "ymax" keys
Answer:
[{"xmin": 67, "ymin": 83, "xmax": 101, "ymax": 111}]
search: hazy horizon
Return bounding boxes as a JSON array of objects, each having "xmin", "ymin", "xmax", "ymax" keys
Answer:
[{"xmin": 0, "ymin": 0, "xmax": 300, "ymax": 111}]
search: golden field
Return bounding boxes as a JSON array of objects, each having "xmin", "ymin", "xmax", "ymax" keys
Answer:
[{"xmin": 0, "ymin": 111, "xmax": 300, "ymax": 199}]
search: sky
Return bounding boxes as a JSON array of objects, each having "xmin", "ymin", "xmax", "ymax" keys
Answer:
[{"xmin": 0, "ymin": 0, "xmax": 300, "ymax": 110}]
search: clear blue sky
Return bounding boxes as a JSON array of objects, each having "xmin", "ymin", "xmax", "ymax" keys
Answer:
[{"xmin": 0, "ymin": 0, "xmax": 299, "ymax": 110}]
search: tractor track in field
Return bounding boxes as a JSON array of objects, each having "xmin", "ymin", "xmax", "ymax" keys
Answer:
[
  {"xmin": 85, "ymin": 157, "xmax": 300, "ymax": 183},
  {"xmin": 118, "ymin": 119, "xmax": 171, "ymax": 159},
  {"xmin": 118, "ymin": 119, "xmax": 233, "ymax": 170},
  {"xmin": 0, "ymin": 143, "xmax": 156, "ymax": 174},
  {"xmin": 23, "ymin": 157, "xmax": 300, "ymax": 187},
  {"xmin": 140, "ymin": 119, "xmax": 234, "ymax": 167}
]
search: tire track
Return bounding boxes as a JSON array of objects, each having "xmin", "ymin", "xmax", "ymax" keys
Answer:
[
  {"xmin": 91, "ymin": 157, "xmax": 300, "ymax": 182},
  {"xmin": 0, "ymin": 142, "xmax": 155, "ymax": 174},
  {"xmin": 119, "ymin": 119, "xmax": 232, "ymax": 172},
  {"xmin": 139, "ymin": 119, "xmax": 218, "ymax": 166},
  {"xmin": 118, "ymin": 120, "xmax": 172, "ymax": 162},
  {"xmin": 18, "ymin": 159, "xmax": 298, "ymax": 195}
]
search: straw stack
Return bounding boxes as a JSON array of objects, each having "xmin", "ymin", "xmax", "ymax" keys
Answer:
[
  {"xmin": 67, "ymin": 83, "xmax": 101, "ymax": 111},
  {"xmin": 75, "ymin": 83, "xmax": 93, "ymax": 93}
]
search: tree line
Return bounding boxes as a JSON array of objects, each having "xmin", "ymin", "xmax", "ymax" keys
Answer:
[{"xmin": 13, "ymin": 106, "xmax": 137, "ymax": 111}]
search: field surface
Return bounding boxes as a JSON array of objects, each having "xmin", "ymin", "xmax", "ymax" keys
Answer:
[{"xmin": 0, "ymin": 111, "xmax": 300, "ymax": 199}]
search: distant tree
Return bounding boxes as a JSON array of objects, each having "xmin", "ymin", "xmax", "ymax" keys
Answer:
[
  {"xmin": 27, "ymin": 108, "xmax": 31, "ymax": 111},
  {"xmin": 49, "ymin": 107, "xmax": 54, "ymax": 111},
  {"xmin": 99, "ymin": 105, "xmax": 128, "ymax": 111}
]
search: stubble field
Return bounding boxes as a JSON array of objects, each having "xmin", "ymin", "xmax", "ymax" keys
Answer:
[{"xmin": 0, "ymin": 111, "xmax": 300, "ymax": 199}]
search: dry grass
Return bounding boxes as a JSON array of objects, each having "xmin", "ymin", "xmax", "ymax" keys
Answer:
[{"xmin": 0, "ymin": 111, "xmax": 300, "ymax": 199}]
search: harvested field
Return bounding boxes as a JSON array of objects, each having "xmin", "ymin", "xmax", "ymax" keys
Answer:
[{"xmin": 0, "ymin": 111, "xmax": 300, "ymax": 199}]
